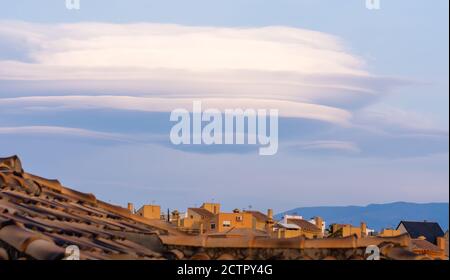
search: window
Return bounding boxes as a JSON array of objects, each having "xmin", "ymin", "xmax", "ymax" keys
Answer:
[
  {"xmin": 223, "ymin": 220, "xmax": 231, "ymax": 227},
  {"xmin": 210, "ymin": 223, "xmax": 216, "ymax": 230},
  {"xmin": 236, "ymin": 216, "xmax": 243, "ymax": 222}
]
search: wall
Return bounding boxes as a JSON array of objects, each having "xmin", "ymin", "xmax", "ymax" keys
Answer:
[
  {"xmin": 379, "ymin": 229, "xmax": 402, "ymax": 237},
  {"xmin": 137, "ymin": 205, "xmax": 161, "ymax": 220},
  {"xmin": 211, "ymin": 213, "xmax": 253, "ymax": 232},
  {"xmin": 201, "ymin": 203, "xmax": 221, "ymax": 214}
]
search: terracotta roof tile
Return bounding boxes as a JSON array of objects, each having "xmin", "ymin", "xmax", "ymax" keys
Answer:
[
  {"xmin": 189, "ymin": 208, "xmax": 215, "ymax": 218},
  {"xmin": 286, "ymin": 219, "xmax": 321, "ymax": 232},
  {"xmin": 0, "ymin": 156, "xmax": 437, "ymax": 260},
  {"xmin": 0, "ymin": 158, "xmax": 184, "ymax": 260},
  {"xmin": 0, "ymin": 223, "xmax": 52, "ymax": 252},
  {"xmin": 412, "ymin": 239, "xmax": 442, "ymax": 252},
  {"xmin": 245, "ymin": 211, "xmax": 269, "ymax": 222},
  {"xmin": 24, "ymin": 239, "xmax": 65, "ymax": 260}
]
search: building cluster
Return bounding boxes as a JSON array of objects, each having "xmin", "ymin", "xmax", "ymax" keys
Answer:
[
  {"xmin": 130, "ymin": 201, "xmax": 449, "ymax": 259},
  {"xmin": 1, "ymin": 155, "xmax": 448, "ymax": 260}
]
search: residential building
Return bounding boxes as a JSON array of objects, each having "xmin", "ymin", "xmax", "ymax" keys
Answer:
[
  {"xmin": 329, "ymin": 222, "xmax": 370, "ymax": 238},
  {"xmin": 308, "ymin": 216, "xmax": 326, "ymax": 235},
  {"xmin": 136, "ymin": 204, "xmax": 161, "ymax": 220},
  {"xmin": 275, "ymin": 215, "xmax": 323, "ymax": 239},
  {"xmin": 244, "ymin": 210, "xmax": 270, "ymax": 231},
  {"xmin": 200, "ymin": 202, "xmax": 221, "ymax": 214},
  {"xmin": 209, "ymin": 209, "xmax": 253, "ymax": 233},
  {"xmin": 181, "ymin": 207, "xmax": 215, "ymax": 234},
  {"xmin": 411, "ymin": 236, "xmax": 447, "ymax": 259},
  {"xmin": 397, "ymin": 221, "xmax": 445, "ymax": 244},
  {"xmin": 2, "ymin": 155, "xmax": 446, "ymax": 260},
  {"xmin": 379, "ymin": 228, "xmax": 402, "ymax": 237}
]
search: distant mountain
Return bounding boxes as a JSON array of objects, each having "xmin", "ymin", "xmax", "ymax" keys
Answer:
[{"xmin": 275, "ymin": 202, "xmax": 449, "ymax": 231}]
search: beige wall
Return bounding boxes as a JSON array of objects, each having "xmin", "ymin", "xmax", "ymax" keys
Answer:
[
  {"xmin": 379, "ymin": 229, "xmax": 402, "ymax": 237},
  {"xmin": 277, "ymin": 228, "xmax": 302, "ymax": 239},
  {"xmin": 181, "ymin": 209, "xmax": 212, "ymax": 233},
  {"xmin": 275, "ymin": 227, "xmax": 321, "ymax": 239},
  {"xmin": 332, "ymin": 224, "xmax": 364, "ymax": 238},
  {"xmin": 137, "ymin": 205, "xmax": 161, "ymax": 220},
  {"xmin": 253, "ymin": 218, "xmax": 266, "ymax": 231},
  {"xmin": 201, "ymin": 203, "xmax": 221, "ymax": 214},
  {"xmin": 210, "ymin": 213, "xmax": 253, "ymax": 232}
]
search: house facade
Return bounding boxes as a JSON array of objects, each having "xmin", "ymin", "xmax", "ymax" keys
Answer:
[{"xmin": 136, "ymin": 205, "xmax": 161, "ymax": 220}]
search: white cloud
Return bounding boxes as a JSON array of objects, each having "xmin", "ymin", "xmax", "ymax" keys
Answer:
[
  {"xmin": 0, "ymin": 126, "xmax": 131, "ymax": 142},
  {"xmin": 0, "ymin": 95, "xmax": 352, "ymax": 125},
  {"xmin": 0, "ymin": 22, "xmax": 366, "ymax": 74},
  {"xmin": 287, "ymin": 140, "xmax": 361, "ymax": 153},
  {"xmin": 355, "ymin": 105, "xmax": 449, "ymax": 134},
  {"xmin": 0, "ymin": 21, "xmax": 404, "ymax": 116}
]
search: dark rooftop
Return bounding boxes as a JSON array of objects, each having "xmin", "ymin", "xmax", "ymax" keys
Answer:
[{"xmin": 397, "ymin": 221, "xmax": 445, "ymax": 244}]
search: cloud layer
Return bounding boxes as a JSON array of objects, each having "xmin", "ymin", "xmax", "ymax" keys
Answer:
[
  {"xmin": 0, "ymin": 21, "xmax": 447, "ymax": 158},
  {"xmin": 0, "ymin": 21, "xmax": 406, "ymax": 115},
  {"xmin": 0, "ymin": 20, "xmax": 448, "ymax": 211}
]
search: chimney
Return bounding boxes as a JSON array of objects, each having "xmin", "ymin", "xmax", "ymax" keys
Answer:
[
  {"xmin": 315, "ymin": 216, "xmax": 324, "ymax": 232},
  {"xmin": 361, "ymin": 222, "xmax": 367, "ymax": 237},
  {"xmin": 127, "ymin": 203, "xmax": 134, "ymax": 213},
  {"xmin": 267, "ymin": 209, "xmax": 273, "ymax": 220},
  {"xmin": 437, "ymin": 237, "xmax": 445, "ymax": 250},
  {"xmin": 265, "ymin": 209, "xmax": 274, "ymax": 236}
]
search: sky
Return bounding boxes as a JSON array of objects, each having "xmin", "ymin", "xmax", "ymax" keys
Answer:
[{"xmin": 0, "ymin": 0, "xmax": 448, "ymax": 213}]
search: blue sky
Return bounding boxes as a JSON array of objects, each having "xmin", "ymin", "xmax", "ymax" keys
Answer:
[{"xmin": 0, "ymin": 0, "xmax": 448, "ymax": 213}]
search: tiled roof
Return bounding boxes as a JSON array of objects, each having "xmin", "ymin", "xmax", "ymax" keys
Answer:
[
  {"xmin": 397, "ymin": 221, "xmax": 445, "ymax": 244},
  {"xmin": 411, "ymin": 239, "xmax": 442, "ymax": 252},
  {"xmin": 277, "ymin": 222, "xmax": 301, "ymax": 230},
  {"xmin": 208, "ymin": 228, "xmax": 269, "ymax": 238},
  {"xmin": 188, "ymin": 208, "xmax": 215, "ymax": 218},
  {"xmin": 245, "ymin": 211, "xmax": 269, "ymax": 223},
  {"xmin": 1, "ymin": 156, "xmax": 442, "ymax": 260},
  {"xmin": 0, "ymin": 156, "xmax": 184, "ymax": 260},
  {"xmin": 286, "ymin": 219, "xmax": 321, "ymax": 232}
]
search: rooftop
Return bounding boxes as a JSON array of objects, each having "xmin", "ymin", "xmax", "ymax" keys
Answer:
[
  {"xmin": 397, "ymin": 221, "xmax": 445, "ymax": 244},
  {"xmin": 286, "ymin": 219, "xmax": 321, "ymax": 232},
  {"xmin": 0, "ymin": 156, "xmax": 182, "ymax": 260},
  {"xmin": 245, "ymin": 210, "xmax": 270, "ymax": 223},
  {"xmin": 1, "ymin": 156, "xmax": 445, "ymax": 260},
  {"xmin": 188, "ymin": 208, "xmax": 215, "ymax": 218}
]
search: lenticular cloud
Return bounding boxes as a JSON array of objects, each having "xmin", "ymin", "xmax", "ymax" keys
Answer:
[{"xmin": 0, "ymin": 21, "xmax": 404, "ymax": 124}]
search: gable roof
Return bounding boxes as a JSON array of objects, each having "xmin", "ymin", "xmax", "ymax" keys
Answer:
[
  {"xmin": 286, "ymin": 218, "xmax": 321, "ymax": 232},
  {"xmin": 397, "ymin": 221, "xmax": 444, "ymax": 244},
  {"xmin": 277, "ymin": 222, "xmax": 300, "ymax": 230},
  {"xmin": 411, "ymin": 238, "xmax": 442, "ymax": 252},
  {"xmin": 245, "ymin": 211, "xmax": 269, "ymax": 223},
  {"xmin": 188, "ymin": 208, "xmax": 215, "ymax": 218}
]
